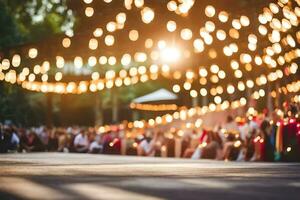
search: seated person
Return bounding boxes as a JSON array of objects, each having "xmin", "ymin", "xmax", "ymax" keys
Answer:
[
  {"xmin": 73, "ymin": 130, "xmax": 89, "ymax": 153},
  {"xmin": 57, "ymin": 130, "xmax": 69, "ymax": 152},
  {"xmin": 138, "ymin": 131, "xmax": 165, "ymax": 157},
  {"xmin": 221, "ymin": 116, "xmax": 242, "ymax": 160},
  {"xmin": 47, "ymin": 130, "xmax": 59, "ymax": 152},
  {"xmin": 0, "ymin": 126, "xmax": 20, "ymax": 153},
  {"xmin": 27, "ymin": 131, "xmax": 45, "ymax": 152},
  {"xmin": 138, "ymin": 131, "xmax": 155, "ymax": 156},
  {"xmin": 18, "ymin": 128, "xmax": 28, "ymax": 152},
  {"xmin": 89, "ymin": 135, "xmax": 103, "ymax": 154},
  {"xmin": 190, "ymin": 131, "xmax": 223, "ymax": 160}
]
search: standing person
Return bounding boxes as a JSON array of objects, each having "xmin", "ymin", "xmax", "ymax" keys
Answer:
[{"xmin": 73, "ymin": 129, "xmax": 89, "ymax": 153}]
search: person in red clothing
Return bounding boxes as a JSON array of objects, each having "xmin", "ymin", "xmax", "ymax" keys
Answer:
[{"xmin": 183, "ymin": 129, "xmax": 207, "ymax": 158}]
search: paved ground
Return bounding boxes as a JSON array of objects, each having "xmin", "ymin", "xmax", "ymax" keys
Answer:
[{"xmin": 0, "ymin": 153, "xmax": 300, "ymax": 200}]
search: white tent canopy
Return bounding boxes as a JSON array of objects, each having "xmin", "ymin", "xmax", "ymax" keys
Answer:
[{"xmin": 132, "ymin": 88, "xmax": 178, "ymax": 103}]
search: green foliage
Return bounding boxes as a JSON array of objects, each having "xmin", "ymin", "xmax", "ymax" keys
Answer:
[
  {"xmin": 0, "ymin": 2, "xmax": 23, "ymax": 50},
  {"xmin": 46, "ymin": 12, "xmax": 64, "ymax": 34},
  {"xmin": 0, "ymin": 82, "xmax": 46, "ymax": 126},
  {"xmin": 0, "ymin": 0, "xmax": 75, "ymax": 50},
  {"xmin": 0, "ymin": 0, "xmax": 75, "ymax": 126}
]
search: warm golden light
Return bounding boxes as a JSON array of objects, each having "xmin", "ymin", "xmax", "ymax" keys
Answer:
[{"xmin": 160, "ymin": 47, "xmax": 181, "ymax": 63}]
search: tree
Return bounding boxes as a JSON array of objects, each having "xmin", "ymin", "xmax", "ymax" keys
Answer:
[
  {"xmin": 0, "ymin": 0, "xmax": 75, "ymax": 126},
  {"xmin": 0, "ymin": 0, "xmax": 75, "ymax": 50}
]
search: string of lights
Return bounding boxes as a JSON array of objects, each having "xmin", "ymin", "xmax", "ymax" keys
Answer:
[
  {"xmin": 122, "ymin": 80, "xmax": 300, "ymax": 130},
  {"xmin": 0, "ymin": 0, "xmax": 299, "ymax": 101},
  {"xmin": 130, "ymin": 103, "xmax": 178, "ymax": 111}
]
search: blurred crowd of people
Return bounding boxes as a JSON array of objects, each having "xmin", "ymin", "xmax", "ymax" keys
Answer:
[{"xmin": 1, "ymin": 101, "xmax": 300, "ymax": 162}]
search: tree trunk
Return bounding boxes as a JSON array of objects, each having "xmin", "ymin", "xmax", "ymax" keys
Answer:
[
  {"xmin": 192, "ymin": 97, "xmax": 198, "ymax": 107},
  {"xmin": 112, "ymin": 88, "xmax": 119, "ymax": 123},
  {"xmin": 267, "ymin": 83, "xmax": 273, "ymax": 114},
  {"xmin": 46, "ymin": 93, "xmax": 53, "ymax": 128},
  {"xmin": 201, "ymin": 95, "xmax": 207, "ymax": 107},
  {"xmin": 94, "ymin": 92, "xmax": 103, "ymax": 126},
  {"xmin": 275, "ymin": 82, "xmax": 280, "ymax": 109}
]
